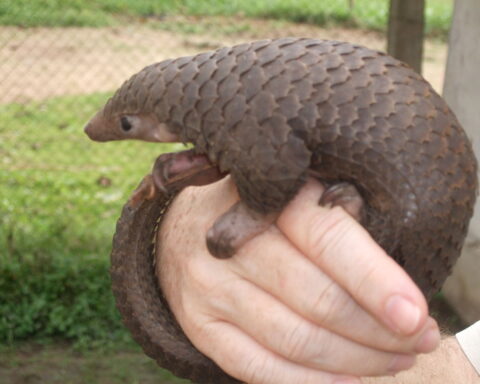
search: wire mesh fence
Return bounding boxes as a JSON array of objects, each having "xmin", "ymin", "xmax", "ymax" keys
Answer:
[
  {"xmin": 1, "ymin": 25, "xmax": 214, "ymax": 104},
  {"xmin": 1, "ymin": 0, "xmax": 452, "ymax": 105}
]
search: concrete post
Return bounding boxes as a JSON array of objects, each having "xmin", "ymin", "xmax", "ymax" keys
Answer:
[{"xmin": 442, "ymin": 0, "xmax": 480, "ymax": 324}]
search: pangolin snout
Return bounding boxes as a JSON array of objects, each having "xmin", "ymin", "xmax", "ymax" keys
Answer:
[
  {"xmin": 84, "ymin": 113, "xmax": 114, "ymax": 142},
  {"xmin": 83, "ymin": 122, "xmax": 107, "ymax": 141},
  {"xmin": 84, "ymin": 122, "xmax": 93, "ymax": 138}
]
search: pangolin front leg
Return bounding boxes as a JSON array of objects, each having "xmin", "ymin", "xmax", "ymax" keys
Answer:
[
  {"xmin": 151, "ymin": 149, "xmax": 278, "ymax": 258},
  {"xmin": 151, "ymin": 149, "xmax": 226, "ymax": 194}
]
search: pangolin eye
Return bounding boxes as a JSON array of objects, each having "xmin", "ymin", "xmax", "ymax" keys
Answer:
[{"xmin": 120, "ymin": 116, "xmax": 132, "ymax": 132}]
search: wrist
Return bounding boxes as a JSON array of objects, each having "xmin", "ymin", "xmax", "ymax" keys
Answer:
[
  {"xmin": 456, "ymin": 321, "xmax": 480, "ymax": 377},
  {"xmin": 361, "ymin": 336, "xmax": 479, "ymax": 384},
  {"xmin": 442, "ymin": 336, "xmax": 479, "ymax": 383}
]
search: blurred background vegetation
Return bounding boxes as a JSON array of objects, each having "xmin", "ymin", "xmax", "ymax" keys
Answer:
[
  {"xmin": 0, "ymin": 1, "xmax": 459, "ymax": 383},
  {"xmin": 1, "ymin": 0, "xmax": 453, "ymax": 37}
]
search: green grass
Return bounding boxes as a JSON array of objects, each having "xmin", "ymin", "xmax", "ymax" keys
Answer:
[
  {"xmin": 0, "ymin": 0, "xmax": 453, "ymax": 37},
  {"xmin": 0, "ymin": 94, "xmax": 182, "ymax": 348}
]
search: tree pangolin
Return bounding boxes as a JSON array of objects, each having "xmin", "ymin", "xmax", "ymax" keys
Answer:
[{"xmin": 84, "ymin": 37, "xmax": 478, "ymax": 384}]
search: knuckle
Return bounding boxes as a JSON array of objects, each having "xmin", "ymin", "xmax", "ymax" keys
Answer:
[
  {"xmin": 209, "ymin": 276, "xmax": 250, "ymax": 316},
  {"xmin": 280, "ymin": 320, "xmax": 312, "ymax": 361},
  {"xmin": 310, "ymin": 281, "xmax": 350, "ymax": 325},
  {"xmin": 362, "ymin": 353, "xmax": 394, "ymax": 376},
  {"xmin": 175, "ymin": 304, "xmax": 221, "ymax": 349},
  {"xmin": 352, "ymin": 261, "xmax": 381, "ymax": 296},
  {"xmin": 190, "ymin": 319, "xmax": 215, "ymax": 345},
  {"xmin": 241, "ymin": 354, "xmax": 273, "ymax": 384},
  {"xmin": 307, "ymin": 207, "xmax": 356, "ymax": 263},
  {"xmin": 282, "ymin": 323, "xmax": 332, "ymax": 367},
  {"xmin": 381, "ymin": 333, "xmax": 410, "ymax": 352},
  {"xmin": 185, "ymin": 257, "xmax": 212, "ymax": 290},
  {"xmin": 376, "ymin": 325, "xmax": 421, "ymax": 353},
  {"xmin": 185, "ymin": 257, "xmax": 235, "ymax": 296},
  {"xmin": 310, "ymin": 330, "xmax": 332, "ymax": 365}
]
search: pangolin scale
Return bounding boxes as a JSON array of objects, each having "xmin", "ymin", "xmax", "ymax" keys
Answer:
[{"xmin": 104, "ymin": 38, "xmax": 477, "ymax": 383}]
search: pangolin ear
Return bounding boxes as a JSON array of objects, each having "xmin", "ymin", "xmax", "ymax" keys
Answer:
[{"xmin": 149, "ymin": 122, "xmax": 180, "ymax": 143}]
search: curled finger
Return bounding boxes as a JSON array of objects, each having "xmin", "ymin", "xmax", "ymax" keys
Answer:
[
  {"xmin": 213, "ymin": 277, "xmax": 416, "ymax": 377},
  {"xmin": 231, "ymin": 228, "xmax": 439, "ymax": 355},
  {"xmin": 194, "ymin": 320, "xmax": 361, "ymax": 384}
]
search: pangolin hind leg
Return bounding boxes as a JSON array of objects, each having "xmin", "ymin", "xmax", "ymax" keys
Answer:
[
  {"xmin": 206, "ymin": 181, "xmax": 365, "ymax": 259},
  {"xmin": 319, "ymin": 182, "xmax": 365, "ymax": 222}
]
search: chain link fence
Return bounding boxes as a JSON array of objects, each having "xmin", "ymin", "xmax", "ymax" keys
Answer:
[
  {"xmin": 1, "ymin": 24, "xmax": 219, "ymax": 105},
  {"xmin": 0, "ymin": 0, "xmax": 452, "ymax": 105}
]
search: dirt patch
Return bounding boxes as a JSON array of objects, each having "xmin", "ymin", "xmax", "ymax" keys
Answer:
[
  {"xmin": 0, "ymin": 344, "xmax": 188, "ymax": 384},
  {"xmin": 0, "ymin": 15, "xmax": 447, "ymax": 104}
]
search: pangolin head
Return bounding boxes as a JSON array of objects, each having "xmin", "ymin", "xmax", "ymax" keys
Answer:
[{"xmin": 84, "ymin": 63, "xmax": 179, "ymax": 143}]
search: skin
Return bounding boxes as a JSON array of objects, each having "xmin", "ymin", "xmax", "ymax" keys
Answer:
[
  {"xmin": 362, "ymin": 337, "xmax": 480, "ymax": 384},
  {"xmin": 156, "ymin": 177, "xmax": 445, "ymax": 384}
]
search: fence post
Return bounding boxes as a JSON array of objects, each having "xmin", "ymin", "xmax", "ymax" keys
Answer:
[{"xmin": 387, "ymin": 0, "xmax": 425, "ymax": 73}]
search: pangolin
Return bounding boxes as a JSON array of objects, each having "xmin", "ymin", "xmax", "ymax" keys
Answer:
[{"xmin": 84, "ymin": 37, "xmax": 477, "ymax": 383}]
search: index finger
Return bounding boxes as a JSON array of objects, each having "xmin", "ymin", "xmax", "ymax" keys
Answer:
[{"xmin": 277, "ymin": 178, "xmax": 429, "ymax": 336}]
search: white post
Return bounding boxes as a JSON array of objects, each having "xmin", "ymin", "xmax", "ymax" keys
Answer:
[{"xmin": 442, "ymin": 0, "xmax": 480, "ymax": 324}]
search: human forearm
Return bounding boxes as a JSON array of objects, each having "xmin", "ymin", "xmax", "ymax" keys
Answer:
[{"xmin": 362, "ymin": 337, "xmax": 479, "ymax": 384}]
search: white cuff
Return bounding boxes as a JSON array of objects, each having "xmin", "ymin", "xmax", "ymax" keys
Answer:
[{"xmin": 456, "ymin": 320, "xmax": 480, "ymax": 375}]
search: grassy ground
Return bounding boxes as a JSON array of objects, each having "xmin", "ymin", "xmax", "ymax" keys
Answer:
[
  {"xmin": 0, "ymin": 93, "xmax": 183, "ymax": 348},
  {"xmin": 0, "ymin": 0, "xmax": 453, "ymax": 37},
  {"xmin": 0, "ymin": 93, "xmax": 189, "ymax": 383}
]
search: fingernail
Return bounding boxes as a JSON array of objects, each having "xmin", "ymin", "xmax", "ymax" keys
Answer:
[
  {"xmin": 333, "ymin": 378, "xmax": 361, "ymax": 384},
  {"xmin": 415, "ymin": 327, "xmax": 440, "ymax": 353},
  {"xmin": 385, "ymin": 295, "xmax": 421, "ymax": 335},
  {"xmin": 388, "ymin": 354, "xmax": 416, "ymax": 373}
]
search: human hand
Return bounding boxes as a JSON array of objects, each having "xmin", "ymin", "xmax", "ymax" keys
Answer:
[{"xmin": 156, "ymin": 177, "xmax": 440, "ymax": 384}]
